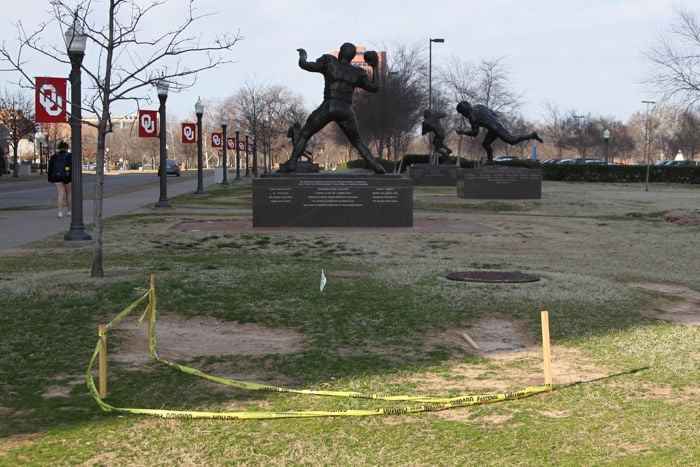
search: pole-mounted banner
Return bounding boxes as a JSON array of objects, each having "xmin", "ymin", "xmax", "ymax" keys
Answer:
[
  {"xmin": 35, "ymin": 77, "xmax": 67, "ymax": 123},
  {"xmin": 211, "ymin": 132, "xmax": 222, "ymax": 148},
  {"xmin": 138, "ymin": 110, "xmax": 158, "ymax": 137},
  {"xmin": 181, "ymin": 123, "xmax": 196, "ymax": 144}
]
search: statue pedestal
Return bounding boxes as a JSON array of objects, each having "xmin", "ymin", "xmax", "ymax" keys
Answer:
[
  {"xmin": 408, "ymin": 164, "xmax": 458, "ymax": 186},
  {"xmin": 253, "ymin": 173, "xmax": 413, "ymax": 227},
  {"xmin": 457, "ymin": 166, "xmax": 542, "ymax": 199}
]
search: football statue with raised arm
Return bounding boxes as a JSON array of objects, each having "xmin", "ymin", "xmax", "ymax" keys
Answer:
[
  {"xmin": 456, "ymin": 100, "xmax": 543, "ymax": 164},
  {"xmin": 279, "ymin": 42, "xmax": 386, "ymax": 174}
]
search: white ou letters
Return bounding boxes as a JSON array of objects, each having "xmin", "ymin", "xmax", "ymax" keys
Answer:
[
  {"xmin": 140, "ymin": 113, "xmax": 156, "ymax": 135},
  {"xmin": 39, "ymin": 84, "xmax": 64, "ymax": 116},
  {"xmin": 183, "ymin": 126, "xmax": 195, "ymax": 142}
]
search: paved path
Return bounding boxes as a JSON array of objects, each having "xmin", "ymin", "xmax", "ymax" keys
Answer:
[{"xmin": 0, "ymin": 175, "xmax": 215, "ymax": 251}]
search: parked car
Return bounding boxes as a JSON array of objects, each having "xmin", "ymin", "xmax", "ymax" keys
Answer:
[
  {"xmin": 493, "ymin": 156, "xmax": 518, "ymax": 162},
  {"xmin": 158, "ymin": 159, "xmax": 181, "ymax": 176}
]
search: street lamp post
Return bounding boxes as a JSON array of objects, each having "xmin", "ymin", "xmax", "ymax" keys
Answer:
[
  {"xmin": 155, "ymin": 78, "xmax": 171, "ymax": 207},
  {"xmin": 603, "ymin": 128, "xmax": 610, "ymax": 164},
  {"xmin": 64, "ymin": 15, "xmax": 91, "ymax": 241},
  {"xmin": 35, "ymin": 128, "xmax": 43, "ymax": 175},
  {"xmin": 235, "ymin": 124, "xmax": 241, "ymax": 180},
  {"xmin": 244, "ymin": 129, "xmax": 250, "ymax": 177},
  {"xmin": 252, "ymin": 135, "xmax": 258, "ymax": 177},
  {"xmin": 220, "ymin": 115, "xmax": 229, "ymax": 185},
  {"xmin": 428, "ymin": 38, "xmax": 444, "ymax": 112},
  {"xmin": 642, "ymin": 100, "xmax": 655, "ymax": 192},
  {"xmin": 194, "ymin": 98, "xmax": 206, "ymax": 194}
]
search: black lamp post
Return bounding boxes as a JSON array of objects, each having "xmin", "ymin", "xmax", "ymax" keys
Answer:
[
  {"xmin": 235, "ymin": 123, "xmax": 241, "ymax": 180},
  {"xmin": 220, "ymin": 115, "xmax": 229, "ymax": 185},
  {"xmin": 36, "ymin": 128, "xmax": 43, "ymax": 175},
  {"xmin": 244, "ymin": 128, "xmax": 250, "ymax": 177},
  {"xmin": 155, "ymin": 78, "xmax": 171, "ymax": 207},
  {"xmin": 252, "ymin": 135, "xmax": 258, "ymax": 177},
  {"xmin": 603, "ymin": 128, "xmax": 610, "ymax": 165},
  {"xmin": 64, "ymin": 15, "xmax": 91, "ymax": 241},
  {"xmin": 194, "ymin": 97, "xmax": 206, "ymax": 194}
]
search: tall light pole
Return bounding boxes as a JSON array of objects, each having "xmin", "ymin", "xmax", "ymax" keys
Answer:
[
  {"xmin": 220, "ymin": 115, "xmax": 229, "ymax": 185},
  {"xmin": 155, "ymin": 78, "xmax": 171, "ymax": 207},
  {"xmin": 252, "ymin": 135, "xmax": 258, "ymax": 177},
  {"xmin": 428, "ymin": 38, "xmax": 444, "ymax": 112},
  {"xmin": 603, "ymin": 128, "xmax": 610, "ymax": 164},
  {"xmin": 194, "ymin": 98, "xmax": 206, "ymax": 194},
  {"xmin": 642, "ymin": 100, "xmax": 655, "ymax": 192},
  {"xmin": 244, "ymin": 128, "xmax": 250, "ymax": 177},
  {"xmin": 235, "ymin": 123, "xmax": 241, "ymax": 180},
  {"xmin": 35, "ymin": 127, "xmax": 43, "ymax": 175},
  {"xmin": 64, "ymin": 14, "xmax": 91, "ymax": 241}
]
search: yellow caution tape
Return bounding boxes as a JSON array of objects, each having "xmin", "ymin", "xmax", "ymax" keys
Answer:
[{"xmin": 86, "ymin": 282, "xmax": 552, "ymax": 419}]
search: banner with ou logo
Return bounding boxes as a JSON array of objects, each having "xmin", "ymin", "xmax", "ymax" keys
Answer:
[
  {"xmin": 35, "ymin": 77, "xmax": 67, "ymax": 123},
  {"xmin": 211, "ymin": 132, "xmax": 222, "ymax": 148},
  {"xmin": 138, "ymin": 110, "xmax": 158, "ymax": 137},
  {"xmin": 227, "ymin": 137, "xmax": 236, "ymax": 150},
  {"xmin": 181, "ymin": 123, "xmax": 196, "ymax": 143}
]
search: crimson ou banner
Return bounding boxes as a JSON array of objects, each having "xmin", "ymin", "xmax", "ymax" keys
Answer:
[
  {"xmin": 35, "ymin": 77, "xmax": 67, "ymax": 123},
  {"xmin": 227, "ymin": 137, "xmax": 236, "ymax": 150},
  {"xmin": 211, "ymin": 132, "xmax": 222, "ymax": 148},
  {"xmin": 138, "ymin": 110, "xmax": 158, "ymax": 137},
  {"xmin": 181, "ymin": 123, "xmax": 196, "ymax": 143}
]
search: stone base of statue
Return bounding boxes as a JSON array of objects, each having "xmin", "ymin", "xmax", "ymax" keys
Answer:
[
  {"xmin": 457, "ymin": 166, "xmax": 542, "ymax": 199},
  {"xmin": 253, "ymin": 173, "xmax": 413, "ymax": 227},
  {"xmin": 408, "ymin": 163, "xmax": 458, "ymax": 186},
  {"xmin": 276, "ymin": 159, "xmax": 320, "ymax": 173}
]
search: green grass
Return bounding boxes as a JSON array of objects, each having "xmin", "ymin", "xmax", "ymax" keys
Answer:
[{"xmin": 0, "ymin": 181, "xmax": 698, "ymax": 465}]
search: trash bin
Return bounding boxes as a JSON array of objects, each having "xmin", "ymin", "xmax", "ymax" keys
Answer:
[
  {"xmin": 19, "ymin": 162, "xmax": 32, "ymax": 176},
  {"xmin": 214, "ymin": 166, "xmax": 223, "ymax": 184}
]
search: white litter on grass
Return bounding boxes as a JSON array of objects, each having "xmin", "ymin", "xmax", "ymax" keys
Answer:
[{"xmin": 320, "ymin": 269, "xmax": 327, "ymax": 292}]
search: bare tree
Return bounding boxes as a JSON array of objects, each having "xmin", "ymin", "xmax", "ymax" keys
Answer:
[
  {"xmin": 1, "ymin": 0, "xmax": 240, "ymax": 277},
  {"xmin": 354, "ymin": 42, "xmax": 426, "ymax": 165},
  {"xmin": 644, "ymin": 6, "xmax": 700, "ymax": 107},
  {"xmin": 0, "ymin": 89, "xmax": 36, "ymax": 177}
]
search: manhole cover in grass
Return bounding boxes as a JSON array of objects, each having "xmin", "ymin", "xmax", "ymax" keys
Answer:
[{"xmin": 446, "ymin": 271, "xmax": 541, "ymax": 283}]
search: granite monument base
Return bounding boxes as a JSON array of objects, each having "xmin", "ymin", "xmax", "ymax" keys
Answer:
[
  {"xmin": 408, "ymin": 163, "xmax": 458, "ymax": 186},
  {"xmin": 253, "ymin": 173, "xmax": 413, "ymax": 227},
  {"xmin": 457, "ymin": 166, "xmax": 542, "ymax": 199}
]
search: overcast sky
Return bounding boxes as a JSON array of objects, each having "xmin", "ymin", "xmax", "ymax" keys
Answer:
[{"xmin": 2, "ymin": 0, "xmax": 683, "ymax": 124}]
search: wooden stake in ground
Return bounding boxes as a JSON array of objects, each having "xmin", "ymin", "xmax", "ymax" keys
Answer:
[
  {"xmin": 540, "ymin": 311, "xmax": 552, "ymax": 387},
  {"xmin": 98, "ymin": 324, "xmax": 107, "ymax": 398}
]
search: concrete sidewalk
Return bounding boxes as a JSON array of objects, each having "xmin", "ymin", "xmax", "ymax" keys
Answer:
[{"xmin": 0, "ymin": 175, "xmax": 215, "ymax": 251}]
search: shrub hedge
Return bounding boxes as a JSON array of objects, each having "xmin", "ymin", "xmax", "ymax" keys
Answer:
[{"xmin": 346, "ymin": 155, "xmax": 700, "ymax": 184}]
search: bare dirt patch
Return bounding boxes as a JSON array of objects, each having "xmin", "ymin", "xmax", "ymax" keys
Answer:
[
  {"xmin": 628, "ymin": 283, "xmax": 700, "ymax": 325},
  {"xmin": 109, "ymin": 313, "xmax": 306, "ymax": 365}
]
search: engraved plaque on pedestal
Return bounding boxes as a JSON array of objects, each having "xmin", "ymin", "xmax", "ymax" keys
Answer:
[
  {"xmin": 457, "ymin": 166, "xmax": 542, "ymax": 199},
  {"xmin": 253, "ymin": 174, "xmax": 413, "ymax": 227}
]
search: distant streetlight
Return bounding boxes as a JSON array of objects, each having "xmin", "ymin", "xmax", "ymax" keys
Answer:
[
  {"xmin": 194, "ymin": 98, "xmax": 206, "ymax": 194},
  {"xmin": 155, "ymin": 78, "xmax": 171, "ymax": 207},
  {"xmin": 244, "ymin": 128, "xmax": 250, "ymax": 177},
  {"xmin": 642, "ymin": 100, "xmax": 656, "ymax": 192},
  {"xmin": 252, "ymin": 135, "xmax": 258, "ymax": 177},
  {"xmin": 603, "ymin": 128, "xmax": 610, "ymax": 164},
  {"xmin": 64, "ymin": 14, "xmax": 91, "ymax": 241},
  {"xmin": 428, "ymin": 38, "xmax": 444, "ymax": 112},
  {"xmin": 235, "ymin": 123, "xmax": 241, "ymax": 180},
  {"xmin": 220, "ymin": 115, "xmax": 229, "ymax": 186},
  {"xmin": 35, "ymin": 128, "xmax": 43, "ymax": 175}
]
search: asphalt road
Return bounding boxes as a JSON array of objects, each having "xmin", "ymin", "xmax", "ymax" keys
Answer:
[
  {"xmin": 0, "ymin": 171, "xmax": 186, "ymax": 209},
  {"xmin": 0, "ymin": 170, "xmax": 214, "ymax": 251}
]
